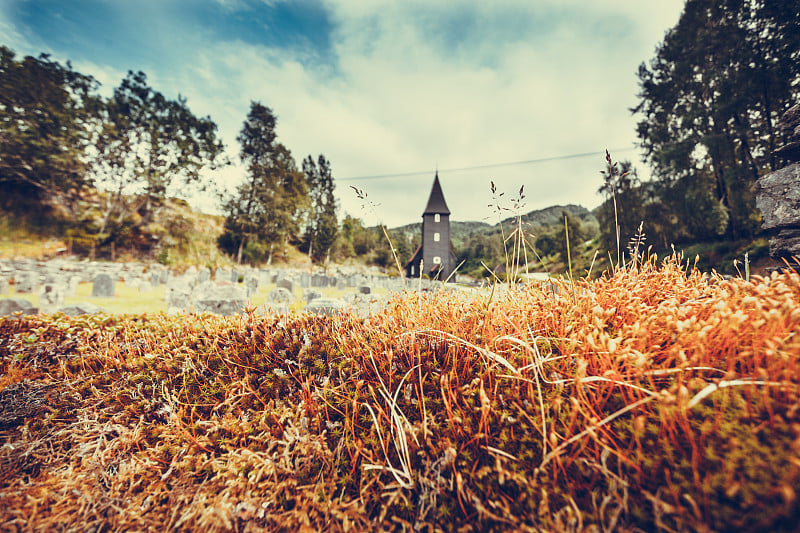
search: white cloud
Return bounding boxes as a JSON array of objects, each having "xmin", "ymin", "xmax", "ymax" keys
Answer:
[{"xmin": 0, "ymin": 0, "xmax": 686, "ymax": 227}]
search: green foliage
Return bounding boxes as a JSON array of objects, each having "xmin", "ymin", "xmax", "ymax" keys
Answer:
[
  {"xmin": 0, "ymin": 46, "xmax": 98, "ymax": 219},
  {"xmin": 634, "ymin": 0, "xmax": 800, "ymax": 240},
  {"xmin": 219, "ymin": 102, "xmax": 309, "ymax": 265},
  {"xmin": 302, "ymin": 155, "xmax": 339, "ymax": 263},
  {"xmin": 91, "ymin": 71, "xmax": 226, "ymax": 228}
]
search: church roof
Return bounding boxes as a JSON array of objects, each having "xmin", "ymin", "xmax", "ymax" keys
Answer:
[{"xmin": 422, "ymin": 172, "xmax": 451, "ymax": 215}]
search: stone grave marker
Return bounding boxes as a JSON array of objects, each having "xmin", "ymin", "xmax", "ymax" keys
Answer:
[
  {"xmin": 304, "ymin": 297, "xmax": 345, "ymax": 317},
  {"xmin": 192, "ymin": 282, "xmax": 247, "ymax": 316},
  {"xmin": 39, "ymin": 283, "xmax": 65, "ymax": 311},
  {"xmin": 92, "ymin": 274, "xmax": 115, "ymax": 297},
  {"xmin": 14, "ymin": 273, "xmax": 36, "ymax": 294}
]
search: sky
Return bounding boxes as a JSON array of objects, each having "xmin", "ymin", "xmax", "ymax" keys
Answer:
[{"xmin": 0, "ymin": 0, "xmax": 686, "ymax": 228}]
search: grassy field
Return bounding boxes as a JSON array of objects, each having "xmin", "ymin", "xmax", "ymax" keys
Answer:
[{"xmin": 1, "ymin": 254, "xmax": 799, "ymax": 531}]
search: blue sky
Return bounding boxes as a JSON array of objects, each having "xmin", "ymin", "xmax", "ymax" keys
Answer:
[{"xmin": 0, "ymin": 0, "xmax": 685, "ymax": 227}]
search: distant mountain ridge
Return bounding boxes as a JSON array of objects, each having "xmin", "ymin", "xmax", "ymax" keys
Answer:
[{"xmin": 391, "ymin": 204, "xmax": 597, "ymax": 243}]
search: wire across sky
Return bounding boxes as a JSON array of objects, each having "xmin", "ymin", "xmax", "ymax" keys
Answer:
[{"xmin": 338, "ymin": 146, "xmax": 639, "ymax": 181}]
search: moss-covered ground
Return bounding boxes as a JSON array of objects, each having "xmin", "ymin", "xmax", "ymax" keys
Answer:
[{"xmin": 1, "ymin": 255, "xmax": 799, "ymax": 531}]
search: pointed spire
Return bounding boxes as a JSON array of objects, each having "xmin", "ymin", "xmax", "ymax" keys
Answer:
[{"xmin": 423, "ymin": 171, "xmax": 451, "ymax": 215}]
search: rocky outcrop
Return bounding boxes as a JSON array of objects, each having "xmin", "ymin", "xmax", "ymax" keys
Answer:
[{"xmin": 754, "ymin": 104, "xmax": 800, "ymax": 259}]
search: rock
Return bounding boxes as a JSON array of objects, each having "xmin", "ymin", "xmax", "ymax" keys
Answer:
[
  {"xmin": 38, "ymin": 283, "xmax": 65, "ymax": 311},
  {"xmin": 244, "ymin": 274, "xmax": 259, "ymax": 298},
  {"xmin": 769, "ymin": 228, "xmax": 800, "ymax": 257},
  {"xmin": 58, "ymin": 303, "xmax": 104, "ymax": 316},
  {"xmin": 14, "ymin": 273, "xmax": 36, "ymax": 294},
  {"xmin": 92, "ymin": 273, "xmax": 115, "ymax": 297},
  {"xmin": 0, "ymin": 298, "xmax": 38, "ymax": 316},
  {"xmin": 192, "ymin": 282, "xmax": 247, "ymax": 316},
  {"xmin": 754, "ymin": 164, "xmax": 800, "ymax": 231},
  {"xmin": 165, "ymin": 278, "xmax": 193, "ymax": 311},
  {"xmin": 303, "ymin": 289, "xmax": 322, "ymax": 303},
  {"xmin": 267, "ymin": 287, "xmax": 293, "ymax": 304},
  {"xmin": 754, "ymin": 162, "xmax": 800, "ymax": 259},
  {"xmin": 304, "ymin": 297, "xmax": 345, "ymax": 317},
  {"xmin": 276, "ymin": 277, "xmax": 294, "ymax": 292}
]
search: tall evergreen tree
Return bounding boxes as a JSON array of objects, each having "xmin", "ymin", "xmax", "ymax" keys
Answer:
[
  {"xmin": 302, "ymin": 154, "xmax": 338, "ymax": 263},
  {"xmin": 220, "ymin": 102, "xmax": 308, "ymax": 264},
  {"xmin": 633, "ymin": 0, "xmax": 800, "ymax": 240}
]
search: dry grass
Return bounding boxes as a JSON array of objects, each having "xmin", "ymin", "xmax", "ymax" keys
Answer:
[{"xmin": 1, "ymin": 254, "xmax": 800, "ymax": 531}]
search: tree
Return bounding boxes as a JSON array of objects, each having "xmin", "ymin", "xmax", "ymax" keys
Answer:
[
  {"xmin": 92, "ymin": 71, "xmax": 226, "ymax": 227},
  {"xmin": 219, "ymin": 102, "xmax": 308, "ymax": 264},
  {"xmin": 634, "ymin": 0, "xmax": 800, "ymax": 240},
  {"xmin": 0, "ymin": 46, "xmax": 98, "ymax": 217},
  {"xmin": 302, "ymin": 154, "xmax": 339, "ymax": 263}
]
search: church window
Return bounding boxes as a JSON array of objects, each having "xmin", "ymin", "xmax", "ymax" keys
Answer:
[
  {"xmin": 435, "ymin": 214, "xmax": 440, "ymax": 223},
  {"xmin": 434, "ymin": 232, "xmax": 440, "ymax": 242},
  {"xmin": 433, "ymin": 256, "xmax": 441, "ymax": 264}
]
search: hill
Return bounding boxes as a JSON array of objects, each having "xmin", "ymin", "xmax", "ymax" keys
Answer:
[{"xmin": 390, "ymin": 204, "xmax": 598, "ymax": 243}]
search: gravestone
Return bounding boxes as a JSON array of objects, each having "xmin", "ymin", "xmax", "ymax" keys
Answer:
[
  {"xmin": 39, "ymin": 283, "xmax": 65, "ymax": 311},
  {"xmin": 192, "ymin": 282, "xmax": 247, "ymax": 316},
  {"xmin": 0, "ymin": 298, "xmax": 38, "ymax": 316},
  {"xmin": 216, "ymin": 268, "xmax": 232, "ymax": 283},
  {"xmin": 754, "ymin": 104, "xmax": 800, "ymax": 259},
  {"xmin": 276, "ymin": 277, "xmax": 294, "ymax": 293},
  {"xmin": 14, "ymin": 273, "xmax": 36, "ymax": 294},
  {"xmin": 165, "ymin": 278, "xmax": 193, "ymax": 312},
  {"xmin": 267, "ymin": 287, "xmax": 293, "ymax": 304},
  {"xmin": 198, "ymin": 267, "xmax": 211, "ymax": 284},
  {"xmin": 92, "ymin": 274, "xmax": 115, "ymax": 297},
  {"xmin": 244, "ymin": 274, "xmax": 259, "ymax": 299},
  {"xmin": 303, "ymin": 289, "xmax": 322, "ymax": 303},
  {"xmin": 358, "ymin": 285, "xmax": 371, "ymax": 295},
  {"xmin": 58, "ymin": 303, "xmax": 103, "ymax": 316},
  {"xmin": 304, "ymin": 297, "xmax": 345, "ymax": 317}
]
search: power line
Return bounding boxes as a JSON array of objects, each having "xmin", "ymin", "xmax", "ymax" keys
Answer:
[{"xmin": 338, "ymin": 146, "xmax": 638, "ymax": 181}]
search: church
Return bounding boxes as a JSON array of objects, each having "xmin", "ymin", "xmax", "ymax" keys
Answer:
[{"xmin": 405, "ymin": 172, "xmax": 458, "ymax": 281}]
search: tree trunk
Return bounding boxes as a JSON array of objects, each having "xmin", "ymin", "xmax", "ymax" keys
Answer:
[{"xmin": 236, "ymin": 237, "xmax": 245, "ymax": 265}]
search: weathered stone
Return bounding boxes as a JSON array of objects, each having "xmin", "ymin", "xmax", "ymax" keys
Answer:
[
  {"xmin": 58, "ymin": 303, "xmax": 103, "ymax": 316},
  {"xmin": 0, "ymin": 278, "xmax": 8, "ymax": 295},
  {"xmin": 304, "ymin": 297, "xmax": 345, "ymax": 317},
  {"xmin": 276, "ymin": 277, "xmax": 294, "ymax": 293},
  {"xmin": 192, "ymin": 282, "xmax": 247, "ymax": 316},
  {"xmin": 754, "ymin": 164, "xmax": 800, "ymax": 231},
  {"xmin": 244, "ymin": 274, "xmax": 259, "ymax": 298},
  {"xmin": 303, "ymin": 289, "xmax": 322, "ymax": 303},
  {"xmin": 38, "ymin": 283, "xmax": 65, "ymax": 311},
  {"xmin": 0, "ymin": 298, "xmax": 38, "ymax": 316},
  {"xmin": 216, "ymin": 268, "xmax": 232, "ymax": 283},
  {"xmin": 267, "ymin": 287, "xmax": 293, "ymax": 304},
  {"xmin": 198, "ymin": 267, "xmax": 211, "ymax": 284},
  {"xmin": 769, "ymin": 229, "xmax": 800, "ymax": 258},
  {"xmin": 165, "ymin": 278, "xmax": 193, "ymax": 311},
  {"xmin": 14, "ymin": 273, "xmax": 36, "ymax": 294},
  {"xmin": 92, "ymin": 274, "xmax": 115, "ymax": 297}
]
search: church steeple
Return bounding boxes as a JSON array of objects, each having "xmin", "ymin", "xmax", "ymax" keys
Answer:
[
  {"xmin": 404, "ymin": 171, "xmax": 457, "ymax": 282},
  {"xmin": 422, "ymin": 171, "xmax": 451, "ymax": 215}
]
